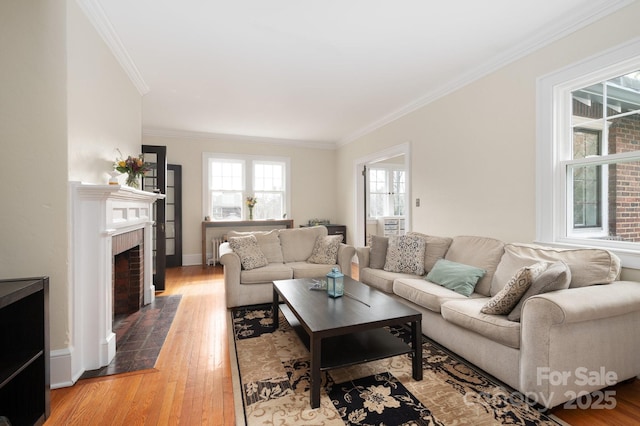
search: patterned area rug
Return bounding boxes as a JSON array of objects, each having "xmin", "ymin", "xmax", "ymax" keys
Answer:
[
  {"xmin": 80, "ymin": 295, "xmax": 181, "ymax": 379},
  {"xmin": 231, "ymin": 304, "xmax": 564, "ymax": 426}
]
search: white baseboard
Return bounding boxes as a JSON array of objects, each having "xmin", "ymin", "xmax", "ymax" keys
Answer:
[
  {"xmin": 183, "ymin": 253, "xmax": 202, "ymax": 266},
  {"xmin": 50, "ymin": 347, "xmax": 83, "ymax": 389}
]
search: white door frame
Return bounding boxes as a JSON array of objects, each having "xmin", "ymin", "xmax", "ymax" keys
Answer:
[{"xmin": 353, "ymin": 142, "xmax": 412, "ymax": 248}]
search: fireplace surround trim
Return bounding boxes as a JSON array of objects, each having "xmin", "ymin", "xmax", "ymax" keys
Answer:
[{"xmin": 70, "ymin": 182, "xmax": 164, "ymax": 375}]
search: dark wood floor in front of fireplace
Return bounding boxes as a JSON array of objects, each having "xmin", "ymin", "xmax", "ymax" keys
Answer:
[{"xmin": 80, "ymin": 295, "xmax": 180, "ymax": 379}]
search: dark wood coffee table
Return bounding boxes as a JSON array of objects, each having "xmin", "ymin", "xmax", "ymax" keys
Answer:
[{"xmin": 272, "ymin": 275, "xmax": 422, "ymax": 409}]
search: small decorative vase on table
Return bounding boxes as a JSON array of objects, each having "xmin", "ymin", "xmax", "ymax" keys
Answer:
[
  {"xmin": 114, "ymin": 151, "xmax": 151, "ymax": 190},
  {"xmin": 126, "ymin": 173, "xmax": 140, "ymax": 189},
  {"xmin": 246, "ymin": 196, "xmax": 257, "ymax": 220}
]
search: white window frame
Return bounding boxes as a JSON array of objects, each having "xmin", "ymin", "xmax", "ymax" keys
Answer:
[
  {"xmin": 202, "ymin": 153, "xmax": 291, "ymax": 220},
  {"xmin": 536, "ymin": 37, "xmax": 640, "ymax": 268}
]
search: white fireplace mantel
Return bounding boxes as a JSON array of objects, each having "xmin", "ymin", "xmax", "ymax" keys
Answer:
[{"xmin": 69, "ymin": 182, "xmax": 165, "ymax": 377}]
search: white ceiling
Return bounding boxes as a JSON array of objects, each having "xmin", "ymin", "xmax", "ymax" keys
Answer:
[{"xmin": 87, "ymin": 0, "xmax": 630, "ymax": 146}]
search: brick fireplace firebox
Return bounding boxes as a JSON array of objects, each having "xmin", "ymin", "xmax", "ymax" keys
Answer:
[{"xmin": 113, "ymin": 229, "xmax": 144, "ymax": 316}]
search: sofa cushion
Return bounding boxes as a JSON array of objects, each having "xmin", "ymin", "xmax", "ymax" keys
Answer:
[
  {"xmin": 384, "ymin": 234, "xmax": 427, "ymax": 275},
  {"xmin": 425, "ymin": 259, "xmax": 486, "ymax": 297},
  {"xmin": 289, "ymin": 262, "xmax": 341, "ymax": 279},
  {"xmin": 393, "ymin": 278, "xmax": 485, "ymax": 313},
  {"xmin": 441, "ymin": 299, "xmax": 522, "ymax": 349},
  {"xmin": 481, "ymin": 262, "xmax": 547, "ymax": 315},
  {"xmin": 369, "ymin": 235, "xmax": 389, "ymax": 269},
  {"xmin": 307, "ymin": 235, "xmax": 343, "ymax": 264},
  {"xmin": 228, "ymin": 229, "xmax": 283, "ymax": 263},
  {"xmin": 359, "ymin": 267, "xmax": 417, "ymax": 293},
  {"xmin": 507, "ymin": 261, "xmax": 572, "ymax": 322},
  {"xmin": 239, "ymin": 263, "xmax": 293, "ymax": 284},
  {"xmin": 491, "ymin": 243, "xmax": 621, "ymax": 295},
  {"xmin": 279, "ymin": 226, "xmax": 328, "ymax": 262},
  {"xmin": 444, "ymin": 236, "xmax": 505, "ymax": 297},
  {"xmin": 408, "ymin": 232, "xmax": 453, "ymax": 272},
  {"xmin": 228, "ymin": 235, "xmax": 269, "ymax": 270}
]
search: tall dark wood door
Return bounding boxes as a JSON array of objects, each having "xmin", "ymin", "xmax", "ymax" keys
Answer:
[
  {"xmin": 142, "ymin": 145, "xmax": 167, "ymax": 291},
  {"xmin": 166, "ymin": 164, "xmax": 182, "ymax": 267}
]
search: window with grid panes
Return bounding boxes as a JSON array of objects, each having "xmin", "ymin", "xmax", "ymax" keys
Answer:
[
  {"xmin": 368, "ymin": 166, "xmax": 406, "ymax": 217},
  {"xmin": 203, "ymin": 153, "xmax": 290, "ymax": 220},
  {"xmin": 537, "ymin": 42, "xmax": 640, "ymax": 264}
]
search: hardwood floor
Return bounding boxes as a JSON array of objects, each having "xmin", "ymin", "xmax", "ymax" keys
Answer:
[
  {"xmin": 48, "ymin": 266, "xmax": 236, "ymax": 425},
  {"xmin": 48, "ymin": 265, "xmax": 640, "ymax": 425}
]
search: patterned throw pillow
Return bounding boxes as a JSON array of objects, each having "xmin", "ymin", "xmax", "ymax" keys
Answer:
[
  {"xmin": 383, "ymin": 234, "xmax": 427, "ymax": 275},
  {"xmin": 481, "ymin": 262, "xmax": 548, "ymax": 315},
  {"xmin": 307, "ymin": 235, "xmax": 343, "ymax": 264},
  {"xmin": 507, "ymin": 261, "xmax": 571, "ymax": 322},
  {"xmin": 229, "ymin": 235, "xmax": 269, "ymax": 270}
]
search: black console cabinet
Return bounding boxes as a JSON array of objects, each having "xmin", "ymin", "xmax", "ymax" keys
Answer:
[
  {"xmin": 301, "ymin": 224, "xmax": 347, "ymax": 244},
  {"xmin": 324, "ymin": 225, "xmax": 347, "ymax": 245},
  {"xmin": 0, "ymin": 277, "xmax": 50, "ymax": 426}
]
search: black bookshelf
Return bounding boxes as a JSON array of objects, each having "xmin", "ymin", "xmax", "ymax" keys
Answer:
[{"xmin": 0, "ymin": 277, "xmax": 50, "ymax": 426}]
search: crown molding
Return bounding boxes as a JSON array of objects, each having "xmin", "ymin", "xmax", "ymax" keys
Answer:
[
  {"xmin": 142, "ymin": 128, "xmax": 338, "ymax": 150},
  {"xmin": 76, "ymin": 0, "xmax": 149, "ymax": 95},
  {"xmin": 338, "ymin": 0, "xmax": 634, "ymax": 146}
]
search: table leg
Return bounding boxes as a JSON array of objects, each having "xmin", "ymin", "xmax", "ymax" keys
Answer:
[
  {"xmin": 310, "ymin": 334, "xmax": 321, "ymax": 408},
  {"xmin": 411, "ymin": 319, "xmax": 423, "ymax": 380},
  {"xmin": 272, "ymin": 287, "xmax": 279, "ymax": 331}
]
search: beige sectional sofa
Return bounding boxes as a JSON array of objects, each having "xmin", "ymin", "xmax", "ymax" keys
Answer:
[
  {"xmin": 356, "ymin": 233, "xmax": 640, "ymax": 409},
  {"xmin": 220, "ymin": 225, "xmax": 355, "ymax": 308}
]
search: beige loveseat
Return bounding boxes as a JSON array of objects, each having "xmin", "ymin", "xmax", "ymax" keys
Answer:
[
  {"xmin": 356, "ymin": 233, "xmax": 640, "ymax": 409},
  {"xmin": 220, "ymin": 225, "xmax": 355, "ymax": 308}
]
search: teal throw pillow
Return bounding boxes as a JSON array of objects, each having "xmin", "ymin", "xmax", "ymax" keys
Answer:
[{"xmin": 426, "ymin": 259, "xmax": 486, "ymax": 297}]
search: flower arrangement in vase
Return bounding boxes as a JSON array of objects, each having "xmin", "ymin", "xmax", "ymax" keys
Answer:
[
  {"xmin": 114, "ymin": 150, "xmax": 152, "ymax": 189},
  {"xmin": 246, "ymin": 196, "xmax": 257, "ymax": 220}
]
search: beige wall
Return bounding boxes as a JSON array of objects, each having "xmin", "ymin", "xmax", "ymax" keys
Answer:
[
  {"xmin": 67, "ymin": 0, "xmax": 142, "ymax": 184},
  {"xmin": 64, "ymin": 0, "xmax": 143, "ymax": 358},
  {"xmin": 0, "ymin": 0, "xmax": 69, "ymax": 347},
  {"xmin": 0, "ymin": 0, "xmax": 142, "ymax": 357},
  {"xmin": 337, "ymin": 2, "xmax": 640, "ymax": 248},
  {"xmin": 142, "ymin": 134, "xmax": 338, "ymax": 263}
]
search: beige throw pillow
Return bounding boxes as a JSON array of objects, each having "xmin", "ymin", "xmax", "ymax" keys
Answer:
[
  {"xmin": 228, "ymin": 235, "xmax": 269, "ymax": 270},
  {"xmin": 369, "ymin": 235, "xmax": 389, "ymax": 269},
  {"xmin": 307, "ymin": 235, "xmax": 343, "ymax": 264},
  {"xmin": 227, "ymin": 230, "xmax": 283, "ymax": 263},
  {"xmin": 507, "ymin": 261, "xmax": 571, "ymax": 322},
  {"xmin": 481, "ymin": 262, "xmax": 548, "ymax": 315}
]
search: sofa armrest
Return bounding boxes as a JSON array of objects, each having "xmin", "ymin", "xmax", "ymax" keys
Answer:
[
  {"xmin": 524, "ymin": 280, "xmax": 640, "ymax": 324},
  {"xmin": 356, "ymin": 246, "xmax": 371, "ymax": 275},
  {"xmin": 219, "ymin": 242, "xmax": 242, "ymax": 307},
  {"xmin": 219, "ymin": 242, "xmax": 239, "ymax": 269},
  {"xmin": 520, "ymin": 280, "xmax": 640, "ymax": 408},
  {"xmin": 337, "ymin": 244, "xmax": 356, "ymax": 277}
]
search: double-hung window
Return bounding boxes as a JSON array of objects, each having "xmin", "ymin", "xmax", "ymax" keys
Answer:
[
  {"xmin": 203, "ymin": 153, "xmax": 290, "ymax": 221},
  {"xmin": 537, "ymin": 40, "xmax": 640, "ymax": 265},
  {"xmin": 253, "ymin": 160, "xmax": 286, "ymax": 220}
]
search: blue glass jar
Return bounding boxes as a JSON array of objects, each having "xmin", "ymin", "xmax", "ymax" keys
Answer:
[{"xmin": 326, "ymin": 267, "xmax": 344, "ymax": 298}]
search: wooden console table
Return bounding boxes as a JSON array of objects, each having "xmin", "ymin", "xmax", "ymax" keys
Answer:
[{"xmin": 201, "ymin": 219, "xmax": 294, "ymax": 265}]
